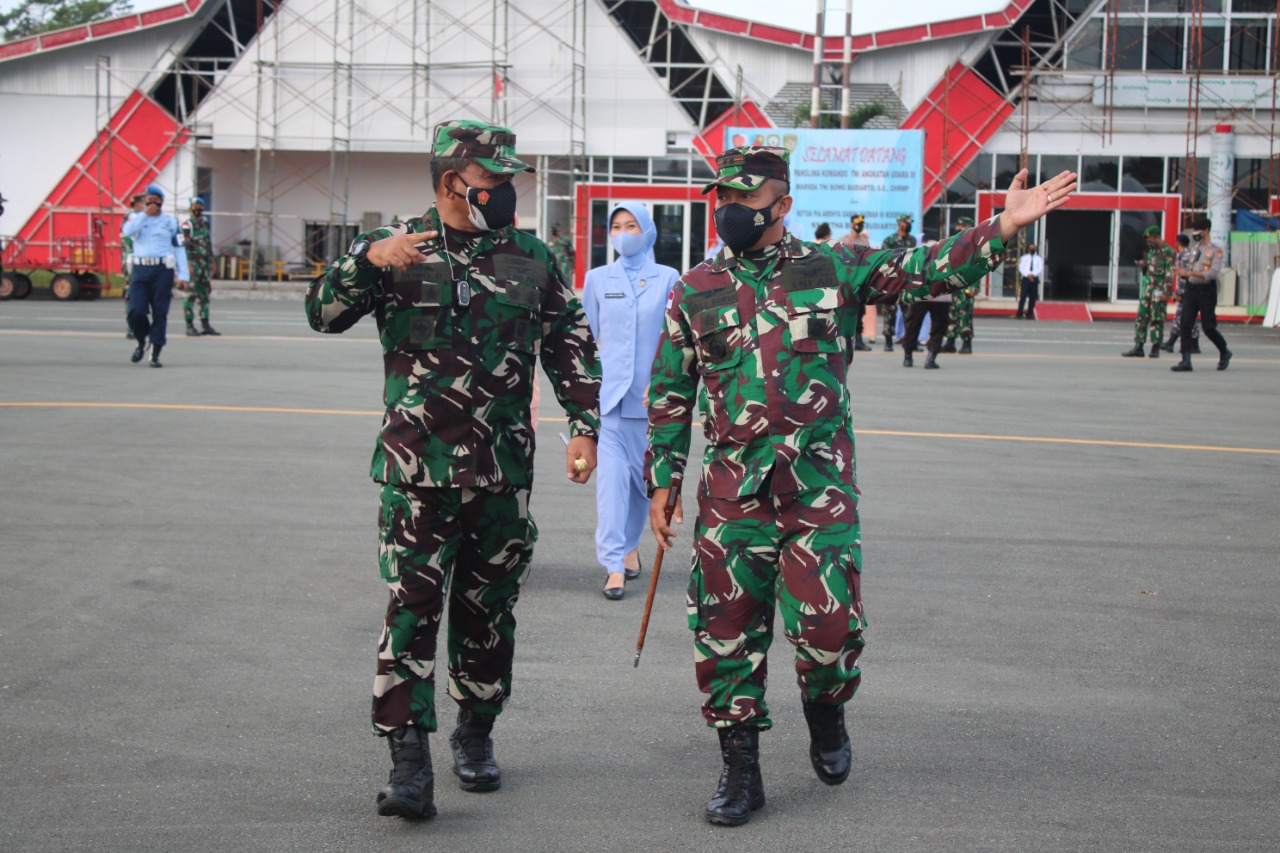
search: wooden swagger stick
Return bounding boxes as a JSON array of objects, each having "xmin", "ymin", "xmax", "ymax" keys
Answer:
[{"xmin": 634, "ymin": 483, "xmax": 682, "ymax": 668}]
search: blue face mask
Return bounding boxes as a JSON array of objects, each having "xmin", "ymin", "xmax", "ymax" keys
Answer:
[{"xmin": 610, "ymin": 231, "xmax": 647, "ymax": 258}]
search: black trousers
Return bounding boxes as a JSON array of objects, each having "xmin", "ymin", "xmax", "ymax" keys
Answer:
[
  {"xmin": 1018, "ymin": 276, "xmax": 1039, "ymax": 317},
  {"xmin": 1179, "ymin": 283, "xmax": 1227, "ymax": 355},
  {"xmin": 126, "ymin": 264, "xmax": 175, "ymax": 347},
  {"xmin": 903, "ymin": 301, "xmax": 949, "ymax": 354}
]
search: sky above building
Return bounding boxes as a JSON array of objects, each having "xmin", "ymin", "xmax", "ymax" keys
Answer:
[{"xmin": 685, "ymin": 0, "xmax": 1013, "ymax": 37}]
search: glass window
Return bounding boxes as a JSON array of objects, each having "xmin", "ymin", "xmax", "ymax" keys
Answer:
[
  {"xmin": 1233, "ymin": 158, "xmax": 1273, "ymax": 210},
  {"xmin": 994, "ymin": 154, "xmax": 1024, "ymax": 191},
  {"xmin": 691, "ymin": 158, "xmax": 715, "ymax": 180},
  {"xmin": 590, "ymin": 199, "xmax": 608, "ymax": 271},
  {"xmin": 1121, "ymin": 156, "xmax": 1165, "ymax": 193},
  {"xmin": 1200, "ymin": 23, "xmax": 1228, "ymax": 72},
  {"xmin": 651, "ymin": 158, "xmax": 689, "ymax": 182},
  {"xmin": 1066, "ymin": 19, "xmax": 1104, "ymax": 69},
  {"xmin": 1116, "ymin": 0, "xmax": 1147, "ymax": 11},
  {"xmin": 1171, "ymin": 157, "xmax": 1210, "ymax": 207},
  {"xmin": 1146, "ymin": 19, "xmax": 1184, "ymax": 70},
  {"xmin": 1229, "ymin": 21, "xmax": 1269, "ymax": 71},
  {"xmin": 1114, "ymin": 25, "xmax": 1146, "ymax": 70},
  {"xmin": 1149, "ymin": 0, "xmax": 1192, "ymax": 10},
  {"xmin": 1040, "ymin": 155, "xmax": 1080, "ymax": 188},
  {"xmin": 1081, "ymin": 156, "xmax": 1120, "ymax": 191},
  {"xmin": 611, "ymin": 158, "xmax": 650, "ymax": 181},
  {"xmin": 1232, "ymin": 0, "xmax": 1275, "ymax": 12}
]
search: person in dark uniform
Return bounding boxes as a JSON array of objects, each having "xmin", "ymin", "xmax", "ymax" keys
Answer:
[{"xmin": 1171, "ymin": 215, "xmax": 1231, "ymax": 372}]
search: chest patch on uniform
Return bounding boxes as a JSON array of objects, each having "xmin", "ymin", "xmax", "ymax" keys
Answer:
[
  {"xmin": 386, "ymin": 263, "xmax": 452, "ymax": 305},
  {"xmin": 504, "ymin": 281, "xmax": 542, "ymax": 310},
  {"xmin": 684, "ymin": 285, "xmax": 736, "ymax": 316},
  {"xmin": 409, "ymin": 315, "xmax": 439, "ymax": 344},
  {"xmin": 493, "ymin": 254, "xmax": 547, "ymax": 288},
  {"xmin": 779, "ymin": 255, "xmax": 838, "ymax": 293}
]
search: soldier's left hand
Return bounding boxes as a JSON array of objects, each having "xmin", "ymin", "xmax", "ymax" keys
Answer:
[
  {"xmin": 565, "ymin": 435, "xmax": 597, "ymax": 484},
  {"xmin": 999, "ymin": 168, "xmax": 1078, "ymax": 242}
]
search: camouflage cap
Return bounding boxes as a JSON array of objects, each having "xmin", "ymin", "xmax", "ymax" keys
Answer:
[
  {"xmin": 955, "ymin": 216, "xmax": 974, "ymax": 227},
  {"xmin": 1143, "ymin": 224, "xmax": 1160, "ymax": 237},
  {"xmin": 701, "ymin": 146, "xmax": 790, "ymax": 195},
  {"xmin": 432, "ymin": 119, "xmax": 535, "ymax": 175},
  {"xmin": 897, "ymin": 213, "xmax": 913, "ymax": 225}
]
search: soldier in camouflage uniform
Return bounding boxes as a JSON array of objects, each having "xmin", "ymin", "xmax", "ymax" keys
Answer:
[
  {"xmin": 181, "ymin": 197, "xmax": 220, "ymax": 337},
  {"xmin": 548, "ymin": 223, "xmax": 575, "ymax": 281},
  {"xmin": 122, "ymin": 194, "xmax": 145, "ymax": 338},
  {"xmin": 1121, "ymin": 225, "xmax": 1175, "ymax": 359},
  {"xmin": 305, "ymin": 119, "xmax": 601, "ymax": 822},
  {"xmin": 879, "ymin": 213, "xmax": 916, "ymax": 350},
  {"xmin": 646, "ymin": 145, "xmax": 1077, "ymax": 827},
  {"xmin": 942, "ymin": 216, "xmax": 977, "ymax": 354}
]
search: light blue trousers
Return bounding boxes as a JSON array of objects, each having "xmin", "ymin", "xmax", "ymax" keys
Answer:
[{"xmin": 595, "ymin": 410, "xmax": 650, "ymax": 575}]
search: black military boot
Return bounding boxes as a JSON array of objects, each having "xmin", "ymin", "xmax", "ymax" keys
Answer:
[
  {"xmin": 149, "ymin": 345, "xmax": 163, "ymax": 368},
  {"xmin": 924, "ymin": 352, "xmax": 940, "ymax": 369},
  {"xmin": 1217, "ymin": 349, "xmax": 1232, "ymax": 371},
  {"xmin": 130, "ymin": 338, "xmax": 147, "ymax": 363},
  {"xmin": 1121, "ymin": 343, "xmax": 1144, "ymax": 358},
  {"xmin": 1148, "ymin": 343, "xmax": 1160, "ymax": 358},
  {"xmin": 1170, "ymin": 353, "xmax": 1192, "ymax": 372},
  {"xmin": 959, "ymin": 339, "xmax": 972, "ymax": 354},
  {"xmin": 801, "ymin": 697, "xmax": 851, "ymax": 786},
  {"xmin": 883, "ymin": 337, "xmax": 893, "ymax": 352},
  {"xmin": 449, "ymin": 708, "xmax": 501, "ymax": 792},
  {"xmin": 376, "ymin": 725, "xmax": 437, "ymax": 819},
  {"xmin": 1161, "ymin": 333, "xmax": 1177, "ymax": 352},
  {"xmin": 201, "ymin": 319, "xmax": 221, "ymax": 336},
  {"xmin": 185, "ymin": 320, "xmax": 201, "ymax": 336},
  {"xmin": 902, "ymin": 350, "xmax": 913, "ymax": 368},
  {"xmin": 705, "ymin": 726, "xmax": 765, "ymax": 827},
  {"xmin": 853, "ymin": 334, "xmax": 870, "ymax": 352},
  {"xmin": 941, "ymin": 339, "xmax": 956, "ymax": 353}
]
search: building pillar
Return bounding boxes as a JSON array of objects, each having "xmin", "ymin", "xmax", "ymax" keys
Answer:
[{"xmin": 1208, "ymin": 124, "xmax": 1234, "ymax": 258}]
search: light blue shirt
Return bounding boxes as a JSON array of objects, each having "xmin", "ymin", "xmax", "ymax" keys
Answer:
[
  {"xmin": 582, "ymin": 256, "xmax": 679, "ymax": 418},
  {"xmin": 122, "ymin": 211, "xmax": 189, "ymax": 280}
]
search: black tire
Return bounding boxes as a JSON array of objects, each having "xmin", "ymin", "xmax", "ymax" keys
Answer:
[
  {"xmin": 13, "ymin": 273, "xmax": 32, "ymax": 299},
  {"xmin": 50, "ymin": 272, "xmax": 81, "ymax": 301},
  {"xmin": 78, "ymin": 272, "xmax": 102, "ymax": 300}
]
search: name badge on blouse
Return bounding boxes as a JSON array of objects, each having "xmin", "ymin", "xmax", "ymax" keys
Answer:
[{"xmin": 605, "ymin": 292, "xmax": 625, "ymax": 299}]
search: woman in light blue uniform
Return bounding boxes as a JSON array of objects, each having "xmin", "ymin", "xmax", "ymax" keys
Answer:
[{"xmin": 582, "ymin": 203, "xmax": 681, "ymax": 600}]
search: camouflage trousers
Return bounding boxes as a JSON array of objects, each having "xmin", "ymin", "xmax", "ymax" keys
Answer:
[
  {"xmin": 183, "ymin": 267, "xmax": 211, "ymax": 323},
  {"xmin": 946, "ymin": 292, "xmax": 974, "ymax": 343},
  {"xmin": 373, "ymin": 482, "xmax": 537, "ymax": 735},
  {"xmin": 1133, "ymin": 291, "xmax": 1167, "ymax": 345},
  {"xmin": 882, "ymin": 304, "xmax": 898, "ymax": 341},
  {"xmin": 687, "ymin": 482, "xmax": 865, "ymax": 730}
]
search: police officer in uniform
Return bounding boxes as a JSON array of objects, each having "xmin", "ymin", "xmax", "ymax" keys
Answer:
[
  {"xmin": 879, "ymin": 213, "xmax": 916, "ymax": 350},
  {"xmin": 122, "ymin": 184, "xmax": 188, "ymax": 367},
  {"xmin": 646, "ymin": 145, "xmax": 1077, "ymax": 827},
  {"xmin": 305, "ymin": 120, "xmax": 601, "ymax": 821},
  {"xmin": 1171, "ymin": 214, "xmax": 1231, "ymax": 372}
]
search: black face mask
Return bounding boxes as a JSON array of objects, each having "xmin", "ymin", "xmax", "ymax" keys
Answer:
[
  {"xmin": 447, "ymin": 175, "xmax": 517, "ymax": 231},
  {"xmin": 853, "ymin": 223, "xmax": 864, "ymax": 233},
  {"xmin": 1190, "ymin": 231, "xmax": 1203, "ymax": 242},
  {"xmin": 714, "ymin": 195, "xmax": 783, "ymax": 253}
]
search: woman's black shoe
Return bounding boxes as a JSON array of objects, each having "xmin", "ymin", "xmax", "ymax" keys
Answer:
[{"xmin": 602, "ymin": 579, "xmax": 625, "ymax": 600}]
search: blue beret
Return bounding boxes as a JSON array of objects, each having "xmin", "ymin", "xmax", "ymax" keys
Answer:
[
  {"xmin": 145, "ymin": 184, "xmax": 165, "ymax": 198},
  {"xmin": 190, "ymin": 196, "xmax": 205, "ymax": 206}
]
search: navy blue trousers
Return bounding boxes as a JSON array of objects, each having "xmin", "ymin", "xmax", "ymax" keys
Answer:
[{"xmin": 127, "ymin": 264, "xmax": 175, "ymax": 347}]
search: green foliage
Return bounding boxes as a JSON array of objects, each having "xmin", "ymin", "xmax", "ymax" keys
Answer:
[
  {"xmin": 1, "ymin": 0, "xmax": 134, "ymax": 42},
  {"xmin": 792, "ymin": 100, "xmax": 893, "ymax": 130}
]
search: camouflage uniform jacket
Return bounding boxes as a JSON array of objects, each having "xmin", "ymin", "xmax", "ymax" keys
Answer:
[
  {"xmin": 1143, "ymin": 243, "xmax": 1175, "ymax": 300},
  {"xmin": 881, "ymin": 232, "xmax": 918, "ymax": 252},
  {"xmin": 306, "ymin": 206, "xmax": 601, "ymax": 489},
  {"xmin": 550, "ymin": 234, "xmax": 575, "ymax": 279},
  {"xmin": 647, "ymin": 220, "xmax": 1006, "ymax": 499},
  {"xmin": 1174, "ymin": 247, "xmax": 1193, "ymax": 296},
  {"xmin": 181, "ymin": 215, "xmax": 212, "ymax": 273}
]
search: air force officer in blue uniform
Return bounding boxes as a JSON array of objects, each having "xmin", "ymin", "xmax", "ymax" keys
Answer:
[
  {"xmin": 122, "ymin": 183, "xmax": 189, "ymax": 367},
  {"xmin": 581, "ymin": 203, "xmax": 681, "ymax": 600}
]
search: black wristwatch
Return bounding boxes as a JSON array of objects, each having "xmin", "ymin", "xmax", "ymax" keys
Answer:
[{"xmin": 349, "ymin": 238, "xmax": 376, "ymax": 271}]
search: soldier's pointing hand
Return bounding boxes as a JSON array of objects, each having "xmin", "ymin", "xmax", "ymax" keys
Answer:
[{"xmin": 366, "ymin": 231, "xmax": 439, "ymax": 272}]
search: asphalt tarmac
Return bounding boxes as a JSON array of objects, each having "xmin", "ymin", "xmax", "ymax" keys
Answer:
[{"xmin": 2, "ymin": 299, "xmax": 1278, "ymax": 852}]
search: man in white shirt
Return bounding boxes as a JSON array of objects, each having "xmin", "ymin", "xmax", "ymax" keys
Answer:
[{"xmin": 1016, "ymin": 244, "xmax": 1044, "ymax": 319}]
